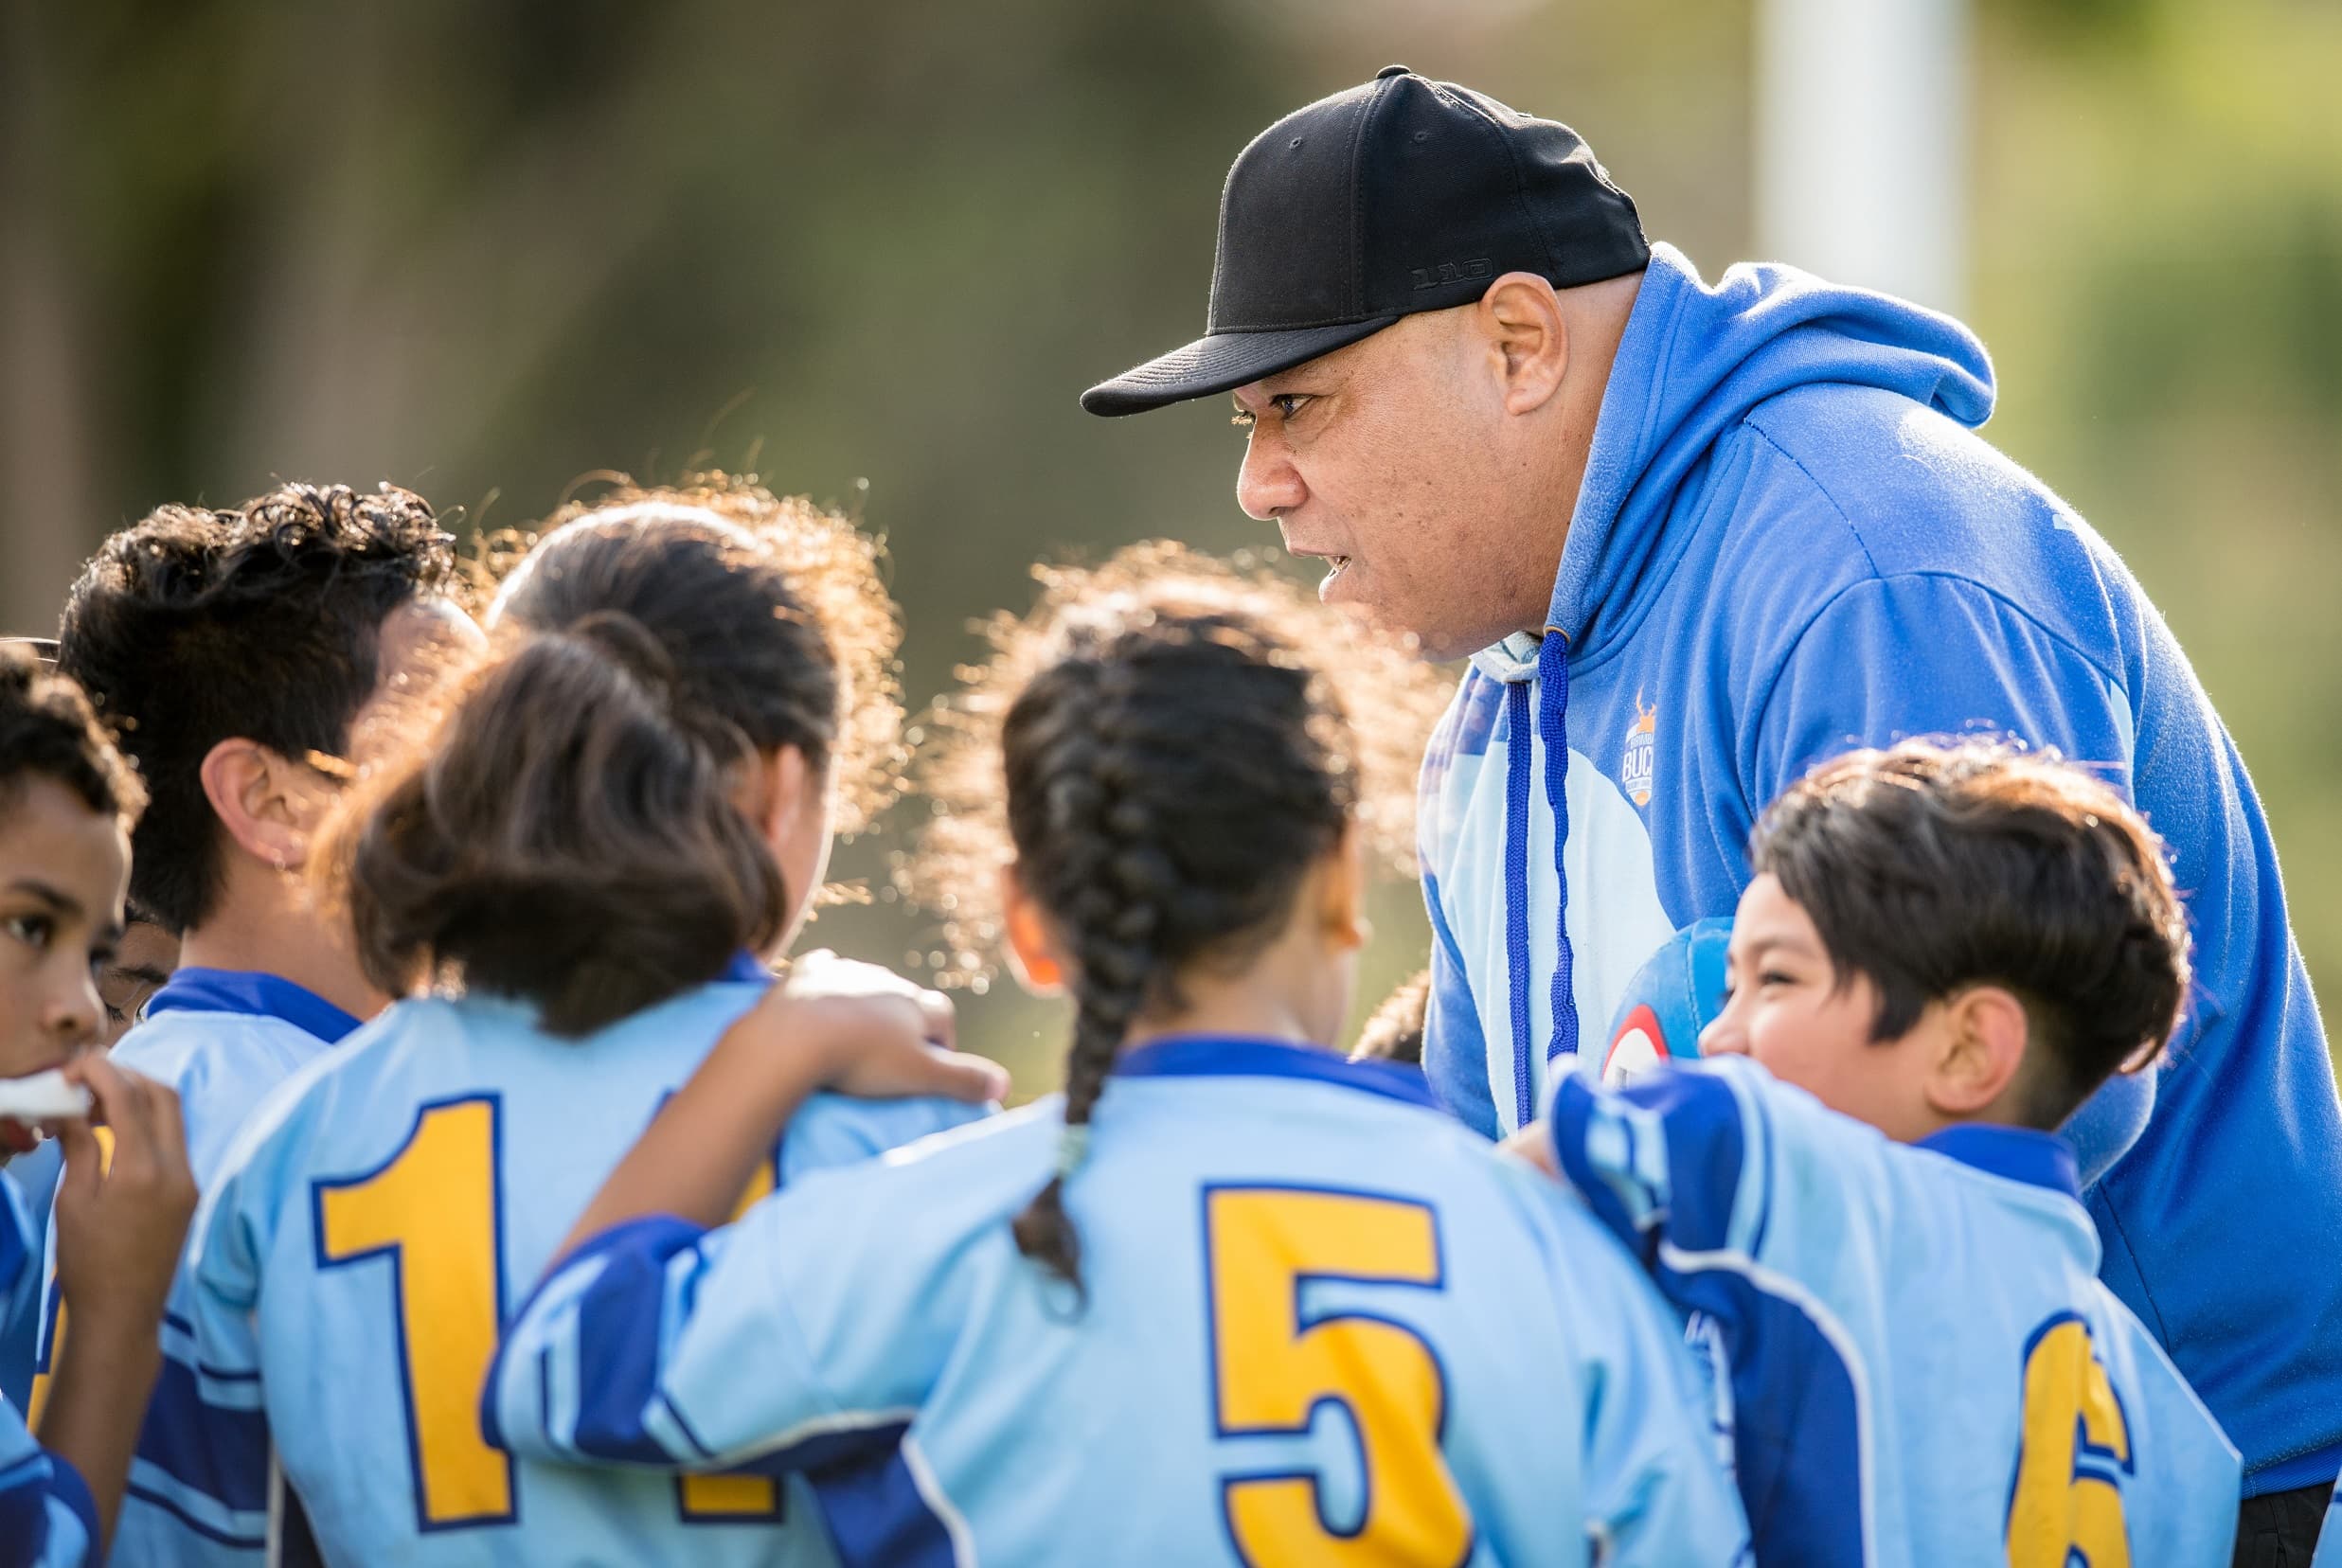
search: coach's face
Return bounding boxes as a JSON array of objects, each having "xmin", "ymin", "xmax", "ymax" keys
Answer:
[{"xmin": 1232, "ymin": 275, "xmax": 1618, "ymax": 662}]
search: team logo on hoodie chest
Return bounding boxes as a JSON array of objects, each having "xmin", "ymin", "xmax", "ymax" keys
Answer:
[{"xmin": 1621, "ymin": 690, "xmax": 1657, "ymax": 809}]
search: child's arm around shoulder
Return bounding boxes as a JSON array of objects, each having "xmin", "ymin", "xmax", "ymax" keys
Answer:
[
  {"xmin": 484, "ymin": 956, "xmax": 1008, "ymax": 1474},
  {"xmin": 1511, "ymin": 1057, "xmax": 1887, "ymax": 1283},
  {"xmin": 482, "ymin": 1099, "xmax": 1043, "ymax": 1479}
]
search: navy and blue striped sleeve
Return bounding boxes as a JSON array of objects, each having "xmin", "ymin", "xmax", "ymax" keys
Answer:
[
  {"xmin": 1546, "ymin": 1060, "xmax": 1766, "ymax": 1271},
  {"xmin": 109, "ymin": 1094, "xmax": 303, "ymax": 1563},
  {"xmin": 484, "ymin": 1212, "xmax": 910, "ymax": 1481},
  {"xmin": 1547, "ymin": 1059, "xmax": 1877, "ymax": 1568},
  {"xmin": 0, "ymin": 1410, "xmax": 99, "ymax": 1568}
]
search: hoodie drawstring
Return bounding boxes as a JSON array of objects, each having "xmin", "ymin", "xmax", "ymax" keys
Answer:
[
  {"xmin": 1501, "ymin": 682, "xmax": 1537, "ymax": 1130},
  {"xmin": 1499, "ymin": 632, "xmax": 1580, "ymax": 1130},
  {"xmin": 1537, "ymin": 630, "xmax": 1579, "ymax": 1070}
]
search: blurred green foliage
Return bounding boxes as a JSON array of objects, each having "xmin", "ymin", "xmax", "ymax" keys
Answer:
[{"xmin": 2, "ymin": 0, "xmax": 2334, "ymax": 1087}]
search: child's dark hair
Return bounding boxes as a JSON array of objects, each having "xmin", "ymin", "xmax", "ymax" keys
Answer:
[
  {"xmin": 469, "ymin": 476, "xmax": 906, "ymax": 834},
  {"xmin": 331, "ymin": 485, "xmax": 901, "ymax": 1036},
  {"xmin": 1351, "ymin": 969, "xmax": 1431, "ymax": 1067},
  {"xmin": 914, "ymin": 543, "xmax": 1450, "ymax": 1294},
  {"xmin": 1752, "ymin": 739, "xmax": 2190, "ymax": 1128},
  {"xmin": 56, "ymin": 483, "xmax": 456, "ymax": 934},
  {"xmin": 0, "ymin": 643, "xmax": 146, "ymax": 829}
]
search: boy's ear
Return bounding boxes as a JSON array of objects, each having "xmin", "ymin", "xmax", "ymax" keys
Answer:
[
  {"xmin": 200, "ymin": 739, "xmax": 327, "ymax": 873},
  {"xmin": 1316, "ymin": 828, "xmax": 1372, "ymax": 954},
  {"xmin": 1925, "ymin": 985, "xmax": 2031, "ymax": 1118},
  {"xmin": 998, "ymin": 865, "xmax": 1066, "ymax": 994}
]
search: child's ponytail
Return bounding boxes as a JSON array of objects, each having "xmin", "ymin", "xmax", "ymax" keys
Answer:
[{"xmin": 344, "ymin": 609, "xmax": 786, "ymax": 1036}]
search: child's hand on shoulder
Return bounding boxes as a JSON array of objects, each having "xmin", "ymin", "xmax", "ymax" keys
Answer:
[
  {"xmin": 1500, "ymin": 1118, "xmax": 1560, "ymax": 1179},
  {"xmin": 742, "ymin": 950, "xmax": 1008, "ymax": 1106}
]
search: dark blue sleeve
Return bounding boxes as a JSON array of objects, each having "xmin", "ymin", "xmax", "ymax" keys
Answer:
[
  {"xmin": 1546, "ymin": 1065, "xmax": 1765, "ymax": 1271},
  {"xmin": 1549, "ymin": 1061, "xmax": 1873, "ymax": 1568},
  {"xmin": 0, "ymin": 1437, "xmax": 98, "ymax": 1568},
  {"xmin": 480, "ymin": 1215, "xmax": 708, "ymax": 1464}
]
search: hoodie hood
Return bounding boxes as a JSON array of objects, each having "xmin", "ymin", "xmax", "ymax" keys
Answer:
[{"xmin": 1531, "ymin": 242, "xmax": 1995, "ymax": 660}]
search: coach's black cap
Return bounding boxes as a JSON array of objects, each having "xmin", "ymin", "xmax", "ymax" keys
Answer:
[{"xmin": 1082, "ymin": 66, "xmax": 1648, "ymax": 417}]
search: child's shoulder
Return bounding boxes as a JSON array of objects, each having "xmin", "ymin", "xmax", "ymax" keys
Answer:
[{"xmin": 782, "ymin": 1090, "xmax": 997, "ymax": 1178}]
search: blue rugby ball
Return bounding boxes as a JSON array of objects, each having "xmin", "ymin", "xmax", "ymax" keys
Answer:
[{"xmin": 1600, "ymin": 917, "xmax": 1733, "ymax": 1084}]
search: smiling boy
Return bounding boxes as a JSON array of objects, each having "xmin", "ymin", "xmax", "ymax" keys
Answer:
[{"xmin": 1512, "ymin": 739, "xmax": 2242, "ymax": 1565}]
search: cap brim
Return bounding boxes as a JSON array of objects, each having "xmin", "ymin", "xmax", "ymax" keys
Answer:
[{"xmin": 1081, "ymin": 316, "xmax": 1403, "ymax": 417}]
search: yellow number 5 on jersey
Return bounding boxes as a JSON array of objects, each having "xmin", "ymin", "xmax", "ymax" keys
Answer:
[
  {"xmin": 2007, "ymin": 1313, "xmax": 2132, "ymax": 1568},
  {"xmin": 1206, "ymin": 1185, "xmax": 1471, "ymax": 1568}
]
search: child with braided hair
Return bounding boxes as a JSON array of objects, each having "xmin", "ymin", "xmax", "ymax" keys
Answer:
[{"xmin": 487, "ymin": 543, "xmax": 1751, "ymax": 1566}]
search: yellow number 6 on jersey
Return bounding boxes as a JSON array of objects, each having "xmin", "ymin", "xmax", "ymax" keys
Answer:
[
  {"xmin": 2007, "ymin": 1313, "xmax": 2132, "ymax": 1568},
  {"xmin": 1206, "ymin": 1185, "xmax": 1471, "ymax": 1568}
]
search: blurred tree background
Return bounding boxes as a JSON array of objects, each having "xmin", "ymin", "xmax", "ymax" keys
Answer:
[{"xmin": 2, "ymin": 0, "xmax": 2334, "ymax": 1086}]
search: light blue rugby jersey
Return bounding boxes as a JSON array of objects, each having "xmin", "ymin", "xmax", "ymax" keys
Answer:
[
  {"xmin": 0, "ymin": 1170, "xmax": 97, "ymax": 1568},
  {"xmin": 488, "ymin": 1034, "xmax": 1753, "ymax": 1568},
  {"xmin": 1546, "ymin": 1055, "xmax": 2240, "ymax": 1567},
  {"xmin": 1, "ymin": 1142, "xmax": 61, "ymax": 1411},
  {"xmin": 30, "ymin": 969, "xmax": 362, "ymax": 1566},
  {"xmin": 184, "ymin": 953, "xmax": 986, "ymax": 1568}
]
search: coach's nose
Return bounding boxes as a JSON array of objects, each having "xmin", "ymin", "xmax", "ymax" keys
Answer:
[{"xmin": 1236, "ymin": 432, "xmax": 1306, "ymax": 523}]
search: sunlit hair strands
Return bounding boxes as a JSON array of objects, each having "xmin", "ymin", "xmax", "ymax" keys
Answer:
[
  {"xmin": 319, "ymin": 477, "xmax": 908, "ymax": 1034},
  {"xmin": 57, "ymin": 482, "xmax": 456, "ymax": 934},
  {"xmin": 909, "ymin": 541, "xmax": 1447, "ymax": 989},
  {"xmin": 467, "ymin": 473, "xmax": 908, "ymax": 837}
]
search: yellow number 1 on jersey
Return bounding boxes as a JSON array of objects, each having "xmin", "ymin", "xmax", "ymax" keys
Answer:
[
  {"xmin": 315, "ymin": 1096, "xmax": 515, "ymax": 1529},
  {"xmin": 2006, "ymin": 1313, "xmax": 2133, "ymax": 1568},
  {"xmin": 315, "ymin": 1094, "xmax": 786, "ymax": 1532},
  {"xmin": 1206, "ymin": 1185, "xmax": 1472, "ymax": 1568}
]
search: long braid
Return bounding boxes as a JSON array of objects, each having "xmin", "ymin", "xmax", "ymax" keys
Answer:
[
  {"xmin": 1003, "ymin": 615, "xmax": 1354, "ymax": 1300},
  {"xmin": 1008, "ymin": 658, "xmax": 1168, "ymax": 1293}
]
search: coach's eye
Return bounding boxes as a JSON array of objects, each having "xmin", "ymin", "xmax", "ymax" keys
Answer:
[{"xmin": 1269, "ymin": 393, "xmax": 1313, "ymax": 419}]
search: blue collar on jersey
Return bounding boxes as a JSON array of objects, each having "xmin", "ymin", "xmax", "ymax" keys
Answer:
[
  {"xmin": 1112, "ymin": 1034, "xmax": 1441, "ymax": 1112},
  {"xmin": 144, "ymin": 967, "xmax": 365, "ymax": 1045},
  {"xmin": 1916, "ymin": 1123, "xmax": 2081, "ymax": 1201},
  {"xmin": 719, "ymin": 951, "xmax": 771, "ymax": 985}
]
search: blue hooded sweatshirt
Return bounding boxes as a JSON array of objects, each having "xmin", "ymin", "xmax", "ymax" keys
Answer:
[{"xmin": 1417, "ymin": 241, "xmax": 2342, "ymax": 1493}]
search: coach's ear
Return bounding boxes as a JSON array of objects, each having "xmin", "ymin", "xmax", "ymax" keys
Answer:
[
  {"xmin": 1924, "ymin": 984, "xmax": 2030, "ymax": 1118},
  {"xmin": 200, "ymin": 738, "xmax": 332, "ymax": 872},
  {"xmin": 999, "ymin": 866, "xmax": 1067, "ymax": 995},
  {"xmin": 1477, "ymin": 273, "xmax": 1569, "ymax": 416}
]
